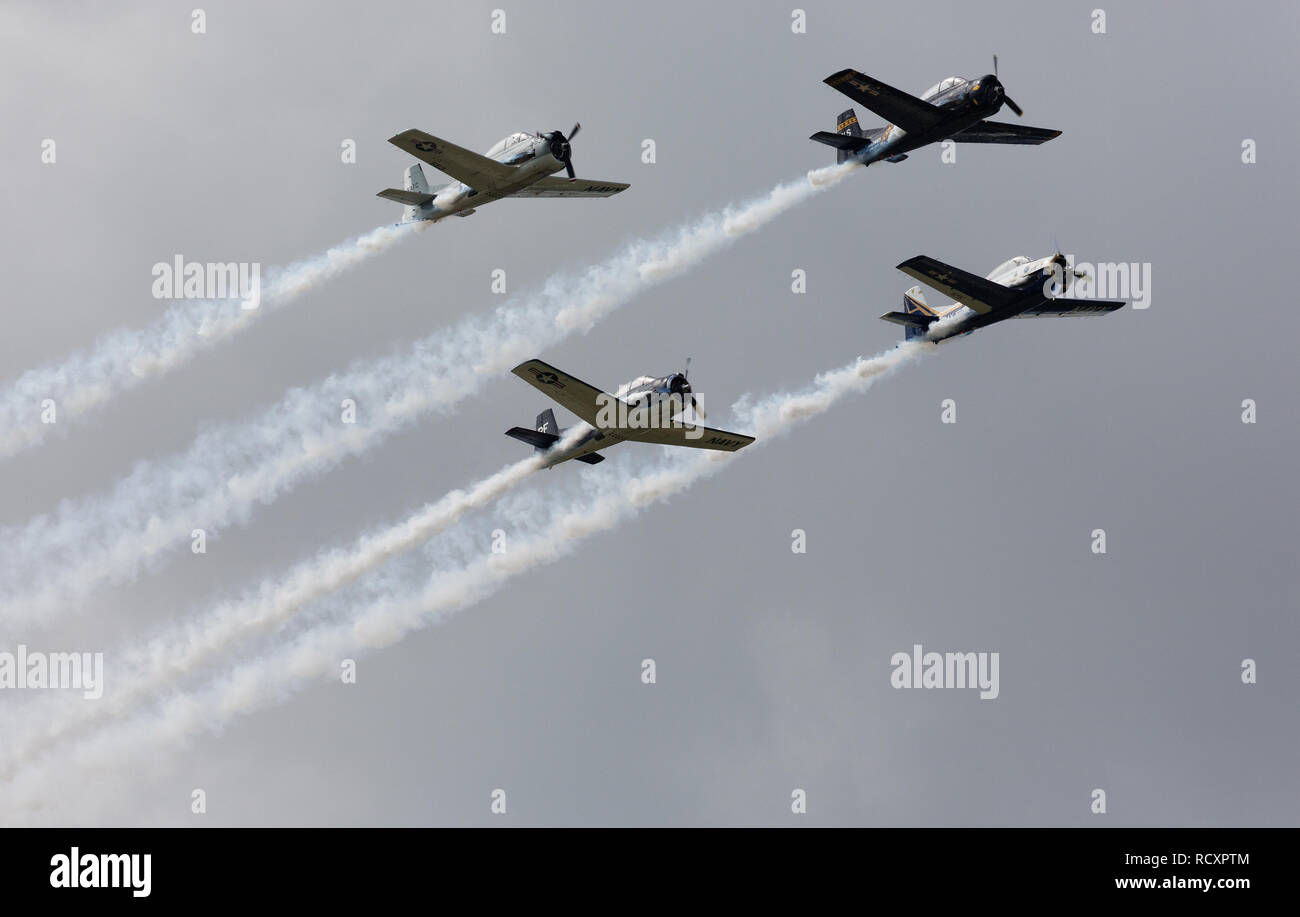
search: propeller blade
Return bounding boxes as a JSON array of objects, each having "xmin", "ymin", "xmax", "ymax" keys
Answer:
[
  {"xmin": 569, "ymin": 122, "xmax": 581, "ymax": 140},
  {"xmin": 565, "ymin": 159, "xmax": 575, "ymax": 179},
  {"xmin": 684, "ymin": 356, "xmax": 692, "ymax": 379},
  {"xmin": 1003, "ymin": 95, "xmax": 1023, "ymax": 117},
  {"xmin": 993, "ymin": 54, "xmax": 998, "ymax": 78}
]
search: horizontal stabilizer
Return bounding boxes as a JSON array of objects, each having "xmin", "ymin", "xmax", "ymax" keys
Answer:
[
  {"xmin": 809, "ymin": 130, "xmax": 871, "ymax": 152},
  {"xmin": 377, "ymin": 188, "xmax": 435, "ymax": 206},
  {"xmin": 879, "ymin": 310, "xmax": 935, "ymax": 329},
  {"xmin": 574, "ymin": 453, "xmax": 606, "ymax": 465},
  {"xmin": 505, "ymin": 427, "xmax": 560, "ymax": 449}
]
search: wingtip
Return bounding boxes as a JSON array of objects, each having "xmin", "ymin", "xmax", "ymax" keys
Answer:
[{"xmin": 510, "ymin": 358, "xmax": 556, "ymax": 377}]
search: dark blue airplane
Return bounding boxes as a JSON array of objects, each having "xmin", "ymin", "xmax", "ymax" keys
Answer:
[{"xmin": 811, "ymin": 58, "xmax": 1060, "ymax": 166}]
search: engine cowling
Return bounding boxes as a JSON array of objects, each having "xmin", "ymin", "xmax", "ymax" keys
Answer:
[{"xmin": 972, "ymin": 75, "xmax": 1003, "ymax": 107}]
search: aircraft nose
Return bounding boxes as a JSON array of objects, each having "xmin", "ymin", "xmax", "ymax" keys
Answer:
[{"xmin": 1047, "ymin": 254, "xmax": 1070, "ymax": 291}]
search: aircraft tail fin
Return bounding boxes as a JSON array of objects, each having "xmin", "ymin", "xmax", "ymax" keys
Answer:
[
  {"xmin": 879, "ymin": 286, "xmax": 939, "ymax": 341},
  {"xmin": 808, "ymin": 109, "xmax": 873, "ymax": 163},
  {"xmin": 836, "ymin": 108, "xmax": 862, "ymax": 163},
  {"xmin": 376, "ymin": 163, "xmax": 437, "ymax": 222},
  {"xmin": 903, "ymin": 285, "xmax": 936, "ymax": 316},
  {"xmin": 504, "ymin": 408, "xmax": 563, "ymax": 453},
  {"xmin": 536, "ymin": 409, "xmax": 560, "ymax": 436},
  {"xmin": 404, "ymin": 162, "xmax": 430, "ymax": 195}
]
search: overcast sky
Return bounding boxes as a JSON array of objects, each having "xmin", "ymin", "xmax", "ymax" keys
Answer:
[{"xmin": 1, "ymin": 0, "xmax": 1296, "ymax": 826}]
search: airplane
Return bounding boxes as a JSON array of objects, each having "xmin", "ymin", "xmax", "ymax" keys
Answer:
[
  {"xmin": 881, "ymin": 253, "xmax": 1126, "ymax": 343},
  {"xmin": 811, "ymin": 57, "xmax": 1060, "ymax": 166},
  {"xmin": 505, "ymin": 358, "xmax": 755, "ymax": 468},
  {"xmin": 377, "ymin": 123, "xmax": 629, "ymax": 223}
]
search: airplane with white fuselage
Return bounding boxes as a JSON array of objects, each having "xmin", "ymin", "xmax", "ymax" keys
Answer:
[
  {"xmin": 378, "ymin": 123, "xmax": 629, "ymax": 223},
  {"xmin": 506, "ymin": 359, "xmax": 755, "ymax": 468},
  {"xmin": 811, "ymin": 58, "xmax": 1060, "ymax": 166},
  {"xmin": 882, "ymin": 253, "xmax": 1126, "ymax": 343}
]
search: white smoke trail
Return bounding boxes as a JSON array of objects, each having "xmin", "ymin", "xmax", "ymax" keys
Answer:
[
  {"xmin": 0, "ymin": 339, "xmax": 926, "ymax": 820},
  {"xmin": 0, "ymin": 163, "xmax": 861, "ymax": 626},
  {"xmin": 0, "ymin": 223, "xmax": 419, "ymax": 459},
  {"xmin": 0, "ymin": 431, "xmax": 607, "ymax": 771}
]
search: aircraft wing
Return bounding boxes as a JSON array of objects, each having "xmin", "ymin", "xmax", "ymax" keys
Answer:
[
  {"xmin": 387, "ymin": 129, "xmax": 517, "ymax": 193},
  {"xmin": 511, "ymin": 176, "xmax": 630, "ymax": 198},
  {"xmin": 620, "ymin": 424, "xmax": 755, "ymax": 452},
  {"xmin": 1018, "ymin": 299, "xmax": 1126, "ymax": 317},
  {"xmin": 511, "ymin": 359, "xmax": 609, "ymax": 427},
  {"xmin": 823, "ymin": 70, "xmax": 944, "ymax": 133},
  {"xmin": 896, "ymin": 256, "xmax": 1020, "ymax": 315},
  {"xmin": 951, "ymin": 120, "xmax": 1062, "ymax": 145}
]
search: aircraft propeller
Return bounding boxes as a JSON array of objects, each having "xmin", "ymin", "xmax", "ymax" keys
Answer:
[
  {"xmin": 546, "ymin": 122, "xmax": 582, "ymax": 178},
  {"xmin": 993, "ymin": 55, "xmax": 1024, "ymax": 117},
  {"xmin": 672, "ymin": 357, "xmax": 706, "ymax": 419},
  {"xmin": 1049, "ymin": 238, "xmax": 1088, "ymax": 293}
]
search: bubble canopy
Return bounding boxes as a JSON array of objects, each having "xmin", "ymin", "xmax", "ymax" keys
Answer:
[
  {"xmin": 485, "ymin": 132, "xmax": 534, "ymax": 157},
  {"xmin": 920, "ymin": 77, "xmax": 968, "ymax": 101},
  {"xmin": 988, "ymin": 256, "xmax": 1030, "ymax": 278}
]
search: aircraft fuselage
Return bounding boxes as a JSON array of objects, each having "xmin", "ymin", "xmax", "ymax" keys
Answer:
[
  {"xmin": 421, "ymin": 134, "xmax": 567, "ymax": 222},
  {"xmin": 855, "ymin": 75, "xmax": 1006, "ymax": 165},
  {"xmin": 926, "ymin": 254, "xmax": 1076, "ymax": 341},
  {"xmin": 532, "ymin": 372, "xmax": 695, "ymax": 468}
]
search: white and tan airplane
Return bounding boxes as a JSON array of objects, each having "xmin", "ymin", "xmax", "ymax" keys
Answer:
[
  {"xmin": 505, "ymin": 359, "xmax": 755, "ymax": 468},
  {"xmin": 377, "ymin": 124, "xmax": 629, "ymax": 223},
  {"xmin": 881, "ymin": 252, "xmax": 1124, "ymax": 343}
]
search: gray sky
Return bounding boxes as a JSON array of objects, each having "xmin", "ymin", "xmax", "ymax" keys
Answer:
[{"xmin": 1, "ymin": 0, "xmax": 1296, "ymax": 826}]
